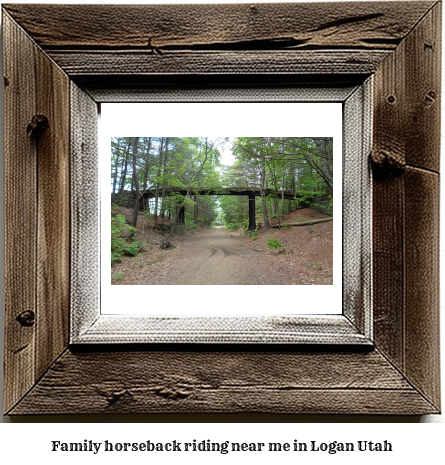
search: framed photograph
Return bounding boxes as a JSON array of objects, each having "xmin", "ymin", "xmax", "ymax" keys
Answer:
[{"xmin": 3, "ymin": 2, "xmax": 440, "ymax": 415}]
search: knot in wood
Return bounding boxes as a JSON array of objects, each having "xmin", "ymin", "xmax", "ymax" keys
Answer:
[
  {"xmin": 96, "ymin": 385, "xmax": 130, "ymax": 405},
  {"xmin": 16, "ymin": 310, "xmax": 35, "ymax": 327},
  {"xmin": 370, "ymin": 149, "xmax": 405, "ymax": 177},
  {"xmin": 105, "ymin": 390, "xmax": 128, "ymax": 405},
  {"xmin": 27, "ymin": 114, "xmax": 49, "ymax": 140},
  {"xmin": 154, "ymin": 386, "xmax": 191, "ymax": 400}
]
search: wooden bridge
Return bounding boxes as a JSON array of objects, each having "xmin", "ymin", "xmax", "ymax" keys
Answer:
[{"xmin": 114, "ymin": 187, "xmax": 311, "ymax": 231}]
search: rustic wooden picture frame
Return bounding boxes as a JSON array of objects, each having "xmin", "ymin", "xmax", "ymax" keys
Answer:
[{"xmin": 2, "ymin": 2, "xmax": 441, "ymax": 415}]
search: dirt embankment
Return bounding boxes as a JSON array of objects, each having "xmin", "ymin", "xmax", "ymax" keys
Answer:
[{"xmin": 111, "ymin": 206, "xmax": 334, "ymax": 286}]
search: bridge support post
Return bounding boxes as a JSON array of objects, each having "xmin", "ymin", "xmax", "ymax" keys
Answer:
[
  {"xmin": 176, "ymin": 205, "xmax": 185, "ymax": 225},
  {"xmin": 248, "ymin": 193, "xmax": 256, "ymax": 231}
]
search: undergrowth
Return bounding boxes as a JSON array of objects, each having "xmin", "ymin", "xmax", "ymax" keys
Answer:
[{"xmin": 111, "ymin": 214, "xmax": 144, "ymax": 264}]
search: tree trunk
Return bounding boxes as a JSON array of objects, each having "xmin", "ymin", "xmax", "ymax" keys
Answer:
[
  {"xmin": 112, "ymin": 138, "xmax": 121, "ymax": 194},
  {"xmin": 281, "ymin": 138, "xmax": 285, "ymax": 221},
  {"xmin": 260, "ymin": 142, "xmax": 270, "ymax": 231},
  {"xmin": 160, "ymin": 137, "xmax": 169, "ymax": 222},
  {"xmin": 153, "ymin": 137, "xmax": 164, "ymax": 226},
  {"xmin": 271, "ymin": 217, "xmax": 333, "ymax": 228},
  {"xmin": 143, "ymin": 137, "xmax": 152, "ymax": 190},
  {"xmin": 118, "ymin": 138, "xmax": 131, "ymax": 195},
  {"xmin": 130, "ymin": 137, "xmax": 140, "ymax": 227},
  {"xmin": 193, "ymin": 195, "xmax": 199, "ymax": 224},
  {"xmin": 170, "ymin": 138, "xmax": 211, "ymax": 236}
]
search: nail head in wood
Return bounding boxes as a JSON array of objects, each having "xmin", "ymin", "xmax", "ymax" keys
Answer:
[
  {"xmin": 424, "ymin": 90, "xmax": 436, "ymax": 105},
  {"xmin": 16, "ymin": 310, "xmax": 35, "ymax": 327},
  {"xmin": 26, "ymin": 114, "xmax": 49, "ymax": 141}
]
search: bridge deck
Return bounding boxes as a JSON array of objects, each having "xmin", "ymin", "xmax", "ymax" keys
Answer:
[{"xmin": 141, "ymin": 187, "xmax": 301, "ymax": 200}]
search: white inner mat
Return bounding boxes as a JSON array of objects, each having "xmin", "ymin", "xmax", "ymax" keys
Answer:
[{"xmin": 100, "ymin": 102, "xmax": 342, "ymax": 316}]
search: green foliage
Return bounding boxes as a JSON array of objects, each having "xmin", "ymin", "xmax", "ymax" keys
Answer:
[
  {"xmin": 310, "ymin": 196, "xmax": 333, "ymax": 216},
  {"xmin": 113, "ymin": 272, "xmax": 125, "ymax": 281},
  {"xmin": 111, "ymin": 214, "xmax": 144, "ymax": 264},
  {"xmin": 282, "ymin": 222, "xmax": 291, "ymax": 228},
  {"xmin": 112, "ymin": 136, "xmax": 333, "ymax": 237},
  {"xmin": 185, "ymin": 219, "xmax": 196, "ymax": 232},
  {"xmin": 220, "ymin": 196, "xmax": 248, "ymax": 227},
  {"xmin": 227, "ymin": 222, "xmax": 239, "ymax": 231},
  {"xmin": 267, "ymin": 237, "xmax": 285, "ymax": 251}
]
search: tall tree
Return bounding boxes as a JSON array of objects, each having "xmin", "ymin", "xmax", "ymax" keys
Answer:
[
  {"xmin": 153, "ymin": 137, "xmax": 165, "ymax": 225},
  {"xmin": 118, "ymin": 138, "xmax": 132, "ymax": 195},
  {"xmin": 130, "ymin": 137, "xmax": 140, "ymax": 227}
]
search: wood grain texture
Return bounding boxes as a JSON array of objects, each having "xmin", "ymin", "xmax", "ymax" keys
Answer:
[
  {"xmin": 372, "ymin": 173, "xmax": 405, "ymax": 370},
  {"xmin": 80, "ymin": 76, "xmax": 363, "ymax": 104},
  {"xmin": 70, "ymin": 83, "xmax": 100, "ymax": 339},
  {"xmin": 35, "ymin": 39, "xmax": 71, "ymax": 381},
  {"xmin": 404, "ymin": 167, "xmax": 440, "ymax": 408},
  {"xmin": 2, "ymin": 2, "xmax": 435, "ymax": 50},
  {"xmin": 47, "ymin": 50, "xmax": 390, "ymax": 76},
  {"xmin": 371, "ymin": 1, "xmax": 440, "ymax": 173},
  {"xmin": 372, "ymin": 3, "xmax": 441, "ymax": 411},
  {"xmin": 3, "ymin": 12, "xmax": 38, "ymax": 414},
  {"xmin": 342, "ymin": 81, "xmax": 373, "ymax": 337},
  {"xmin": 404, "ymin": 2, "xmax": 441, "ymax": 172},
  {"xmin": 2, "ymin": 2, "xmax": 441, "ymax": 416},
  {"xmin": 75, "ymin": 316, "xmax": 370, "ymax": 345},
  {"xmin": 3, "ymin": 11, "xmax": 71, "ymax": 413},
  {"xmin": 8, "ymin": 349, "xmax": 437, "ymax": 415},
  {"xmin": 372, "ymin": 16, "xmax": 410, "ymax": 370}
]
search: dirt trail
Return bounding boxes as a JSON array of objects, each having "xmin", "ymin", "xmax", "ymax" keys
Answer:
[
  {"xmin": 111, "ymin": 207, "xmax": 333, "ymax": 286},
  {"xmin": 164, "ymin": 227, "xmax": 282, "ymax": 285}
]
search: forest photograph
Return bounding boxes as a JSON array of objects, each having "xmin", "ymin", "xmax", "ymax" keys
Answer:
[{"xmin": 110, "ymin": 137, "xmax": 334, "ymax": 286}]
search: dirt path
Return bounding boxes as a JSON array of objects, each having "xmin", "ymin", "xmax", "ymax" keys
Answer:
[
  {"xmin": 162, "ymin": 227, "xmax": 283, "ymax": 285},
  {"xmin": 111, "ymin": 208, "xmax": 334, "ymax": 286}
]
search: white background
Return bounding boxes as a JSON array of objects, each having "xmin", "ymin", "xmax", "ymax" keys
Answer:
[
  {"xmin": 101, "ymin": 102, "xmax": 342, "ymax": 316},
  {"xmin": 0, "ymin": 0, "xmax": 444, "ymax": 462}
]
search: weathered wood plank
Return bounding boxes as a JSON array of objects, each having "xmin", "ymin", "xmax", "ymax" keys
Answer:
[
  {"xmin": 404, "ymin": 2, "xmax": 441, "ymax": 172},
  {"xmin": 84, "ymin": 78, "xmax": 363, "ymax": 103},
  {"xmin": 47, "ymin": 50, "xmax": 390, "ymax": 76},
  {"xmin": 342, "ymin": 81, "xmax": 373, "ymax": 336},
  {"xmin": 74, "ymin": 316, "xmax": 369, "ymax": 346},
  {"xmin": 70, "ymin": 83, "xmax": 100, "ymax": 339},
  {"xmin": 371, "ymin": 4, "xmax": 441, "ymax": 411},
  {"xmin": 404, "ymin": 168, "xmax": 440, "ymax": 410},
  {"xmin": 3, "ymin": 12, "xmax": 37, "ymax": 414},
  {"xmin": 9, "ymin": 349, "xmax": 438, "ymax": 415},
  {"xmin": 372, "ymin": 23, "xmax": 407, "ymax": 373},
  {"xmin": 372, "ymin": 170, "xmax": 405, "ymax": 371},
  {"xmin": 3, "ymin": 2, "xmax": 435, "ymax": 50},
  {"xmin": 76, "ymin": 75, "xmax": 364, "ymax": 103},
  {"xmin": 35, "ymin": 44, "xmax": 71, "ymax": 380}
]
